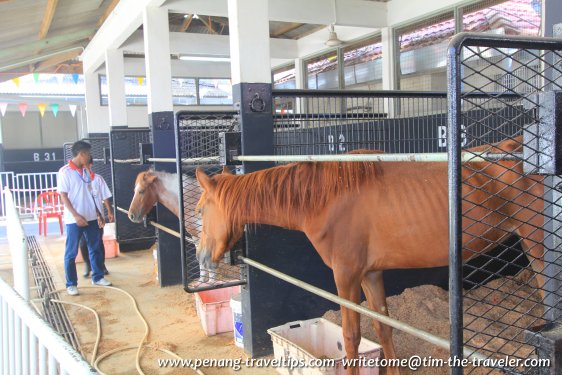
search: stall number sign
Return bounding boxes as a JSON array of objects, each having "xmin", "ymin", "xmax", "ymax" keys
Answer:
[
  {"xmin": 34, "ymin": 152, "xmax": 57, "ymax": 161},
  {"xmin": 437, "ymin": 125, "xmax": 467, "ymax": 148},
  {"xmin": 328, "ymin": 133, "xmax": 346, "ymax": 152},
  {"xmin": 2, "ymin": 148, "xmax": 62, "ymax": 163}
]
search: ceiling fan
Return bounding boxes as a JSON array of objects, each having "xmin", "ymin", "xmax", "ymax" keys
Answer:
[{"xmin": 325, "ymin": 0, "xmax": 343, "ymax": 47}]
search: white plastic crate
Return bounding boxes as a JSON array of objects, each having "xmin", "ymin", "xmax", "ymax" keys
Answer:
[{"xmin": 267, "ymin": 318, "xmax": 381, "ymax": 375}]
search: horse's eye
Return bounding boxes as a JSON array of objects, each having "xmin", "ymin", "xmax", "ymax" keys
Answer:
[{"xmin": 139, "ymin": 190, "xmax": 145, "ymax": 194}]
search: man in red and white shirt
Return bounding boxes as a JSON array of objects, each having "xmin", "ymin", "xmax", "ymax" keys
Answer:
[
  {"xmin": 58, "ymin": 141, "xmax": 112, "ymax": 295},
  {"xmin": 79, "ymin": 157, "xmax": 114, "ymax": 277}
]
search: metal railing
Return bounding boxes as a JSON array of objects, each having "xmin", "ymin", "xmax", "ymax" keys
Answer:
[
  {"xmin": 1, "ymin": 187, "xmax": 94, "ymax": 374},
  {"xmin": 0, "ymin": 278, "xmax": 94, "ymax": 375}
]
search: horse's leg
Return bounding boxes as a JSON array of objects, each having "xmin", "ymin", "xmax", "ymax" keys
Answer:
[
  {"xmin": 334, "ymin": 270, "xmax": 362, "ymax": 375},
  {"xmin": 518, "ymin": 231, "xmax": 544, "ymax": 299},
  {"xmin": 361, "ymin": 270, "xmax": 400, "ymax": 375}
]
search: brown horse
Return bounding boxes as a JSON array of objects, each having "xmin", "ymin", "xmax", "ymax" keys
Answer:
[
  {"xmin": 128, "ymin": 170, "xmax": 201, "ymax": 240},
  {"xmin": 128, "ymin": 170, "xmax": 217, "ymax": 281},
  {"xmin": 194, "ymin": 138, "xmax": 544, "ymax": 375}
]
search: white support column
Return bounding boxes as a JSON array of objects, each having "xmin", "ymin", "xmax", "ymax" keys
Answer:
[
  {"xmin": 381, "ymin": 27, "xmax": 396, "ymax": 91},
  {"xmin": 294, "ymin": 57, "xmax": 304, "ymax": 113},
  {"xmin": 105, "ymin": 49, "xmax": 128, "ymax": 127},
  {"xmin": 142, "ymin": 6, "xmax": 173, "ymax": 113},
  {"xmin": 381, "ymin": 27, "xmax": 397, "ymax": 117},
  {"xmin": 84, "ymin": 70, "xmax": 107, "ymax": 135},
  {"xmin": 294, "ymin": 58, "xmax": 304, "ymax": 89},
  {"xmin": 228, "ymin": 0, "xmax": 271, "ymax": 84}
]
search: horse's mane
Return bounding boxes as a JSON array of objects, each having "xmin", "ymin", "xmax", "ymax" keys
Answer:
[{"xmin": 207, "ymin": 150, "xmax": 383, "ymax": 229}]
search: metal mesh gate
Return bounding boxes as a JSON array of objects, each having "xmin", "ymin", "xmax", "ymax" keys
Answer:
[
  {"xmin": 175, "ymin": 111, "xmax": 245, "ymax": 292},
  {"xmin": 449, "ymin": 33, "xmax": 562, "ymax": 374},
  {"xmin": 273, "ymin": 90, "xmax": 449, "ymax": 155},
  {"xmin": 109, "ymin": 129, "xmax": 156, "ymax": 249}
]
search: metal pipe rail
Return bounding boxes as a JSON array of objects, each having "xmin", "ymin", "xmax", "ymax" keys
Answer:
[
  {"xmin": 112, "ymin": 156, "xmax": 220, "ymax": 165},
  {"xmin": 115, "ymin": 206, "xmax": 182, "ymax": 240},
  {"xmin": 240, "ymin": 256, "xmax": 489, "ymax": 362},
  {"xmin": 0, "ymin": 277, "xmax": 95, "ymax": 374},
  {"xmin": 234, "ymin": 152, "xmax": 522, "ymax": 163}
]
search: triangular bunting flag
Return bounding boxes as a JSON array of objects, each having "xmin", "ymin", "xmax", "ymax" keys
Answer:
[
  {"xmin": 50, "ymin": 103, "xmax": 59, "ymax": 117},
  {"xmin": 69, "ymin": 104, "xmax": 77, "ymax": 117},
  {"xmin": 37, "ymin": 103, "xmax": 47, "ymax": 118},
  {"xmin": 137, "ymin": 76, "xmax": 144, "ymax": 86},
  {"xmin": 18, "ymin": 103, "xmax": 27, "ymax": 117},
  {"xmin": 33, "ymin": 73, "xmax": 40, "ymax": 83},
  {"xmin": 12, "ymin": 77, "xmax": 20, "ymax": 88},
  {"xmin": 72, "ymin": 74, "xmax": 79, "ymax": 84},
  {"xmin": 0, "ymin": 103, "xmax": 7, "ymax": 117},
  {"xmin": 51, "ymin": 103, "xmax": 59, "ymax": 117}
]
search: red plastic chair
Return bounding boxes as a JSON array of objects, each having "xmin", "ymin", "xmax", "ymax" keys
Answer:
[{"xmin": 36, "ymin": 192, "xmax": 64, "ymax": 236}]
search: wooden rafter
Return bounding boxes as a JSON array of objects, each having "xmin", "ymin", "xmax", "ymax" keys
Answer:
[
  {"xmin": 38, "ymin": 0, "xmax": 59, "ymax": 39},
  {"xmin": 97, "ymin": 0, "xmax": 120, "ymax": 27},
  {"xmin": 179, "ymin": 14, "xmax": 193, "ymax": 32},
  {"xmin": 34, "ymin": 49, "xmax": 82, "ymax": 72},
  {"xmin": 198, "ymin": 16, "xmax": 217, "ymax": 34}
]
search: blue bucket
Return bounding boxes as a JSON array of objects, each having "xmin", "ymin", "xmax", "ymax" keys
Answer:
[{"xmin": 230, "ymin": 292, "xmax": 243, "ymax": 348}]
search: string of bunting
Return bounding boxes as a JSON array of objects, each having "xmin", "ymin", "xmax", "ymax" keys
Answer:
[{"xmin": 0, "ymin": 102, "xmax": 77, "ymax": 118}]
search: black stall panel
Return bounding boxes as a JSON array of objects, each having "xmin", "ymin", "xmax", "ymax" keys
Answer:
[
  {"xmin": 175, "ymin": 111, "xmax": 245, "ymax": 292},
  {"xmin": 109, "ymin": 129, "xmax": 155, "ymax": 251}
]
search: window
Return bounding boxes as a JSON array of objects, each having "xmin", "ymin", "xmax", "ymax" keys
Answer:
[
  {"xmin": 305, "ymin": 51, "xmax": 339, "ymax": 89},
  {"xmin": 343, "ymin": 37, "xmax": 383, "ymax": 89},
  {"xmin": 396, "ymin": 12, "xmax": 455, "ymax": 91},
  {"xmin": 198, "ymin": 79, "xmax": 233, "ymax": 105},
  {"xmin": 273, "ymin": 65, "xmax": 296, "ymax": 89},
  {"xmin": 462, "ymin": 0, "xmax": 541, "ymax": 37},
  {"xmin": 99, "ymin": 76, "xmax": 232, "ymax": 106}
]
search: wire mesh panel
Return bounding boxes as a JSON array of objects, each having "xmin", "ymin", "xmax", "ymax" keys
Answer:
[
  {"xmin": 109, "ymin": 129, "xmax": 156, "ymax": 249},
  {"xmin": 175, "ymin": 111, "xmax": 245, "ymax": 292},
  {"xmin": 273, "ymin": 90, "xmax": 449, "ymax": 155},
  {"xmin": 449, "ymin": 33, "xmax": 562, "ymax": 374}
]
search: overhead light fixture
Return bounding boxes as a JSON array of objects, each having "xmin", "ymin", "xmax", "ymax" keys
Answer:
[
  {"xmin": 178, "ymin": 55, "xmax": 230, "ymax": 62},
  {"xmin": 325, "ymin": 24, "xmax": 343, "ymax": 47}
]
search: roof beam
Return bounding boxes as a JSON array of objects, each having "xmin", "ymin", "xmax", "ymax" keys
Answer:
[
  {"xmin": 0, "ymin": 28, "xmax": 94, "ymax": 60},
  {"xmin": 0, "ymin": 46, "xmax": 84, "ymax": 73},
  {"xmin": 165, "ymin": 0, "xmax": 387, "ymax": 28},
  {"xmin": 81, "ymin": 0, "xmax": 168, "ymax": 73},
  {"xmin": 34, "ymin": 49, "xmax": 82, "ymax": 72},
  {"xmin": 98, "ymin": 0, "xmax": 121, "ymax": 27},
  {"xmin": 122, "ymin": 30, "xmax": 298, "ymax": 59},
  {"xmin": 38, "ymin": 0, "xmax": 59, "ymax": 39},
  {"xmin": 178, "ymin": 14, "xmax": 193, "ymax": 32}
]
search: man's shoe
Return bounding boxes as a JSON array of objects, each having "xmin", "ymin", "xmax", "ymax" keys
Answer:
[
  {"xmin": 83, "ymin": 264, "xmax": 91, "ymax": 278},
  {"xmin": 91, "ymin": 278, "xmax": 112, "ymax": 286},
  {"xmin": 67, "ymin": 286, "xmax": 79, "ymax": 296}
]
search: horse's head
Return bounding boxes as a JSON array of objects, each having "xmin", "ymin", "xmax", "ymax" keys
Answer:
[
  {"xmin": 128, "ymin": 171, "xmax": 159, "ymax": 223},
  {"xmin": 195, "ymin": 167, "xmax": 243, "ymax": 270}
]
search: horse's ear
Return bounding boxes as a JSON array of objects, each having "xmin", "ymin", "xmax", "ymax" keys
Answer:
[
  {"xmin": 196, "ymin": 168, "xmax": 216, "ymax": 192},
  {"xmin": 143, "ymin": 172, "xmax": 157, "ymax": 185},
  {"xmin": 222, "ymin": 166, "xmax": 233, "ymax": 175}
]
